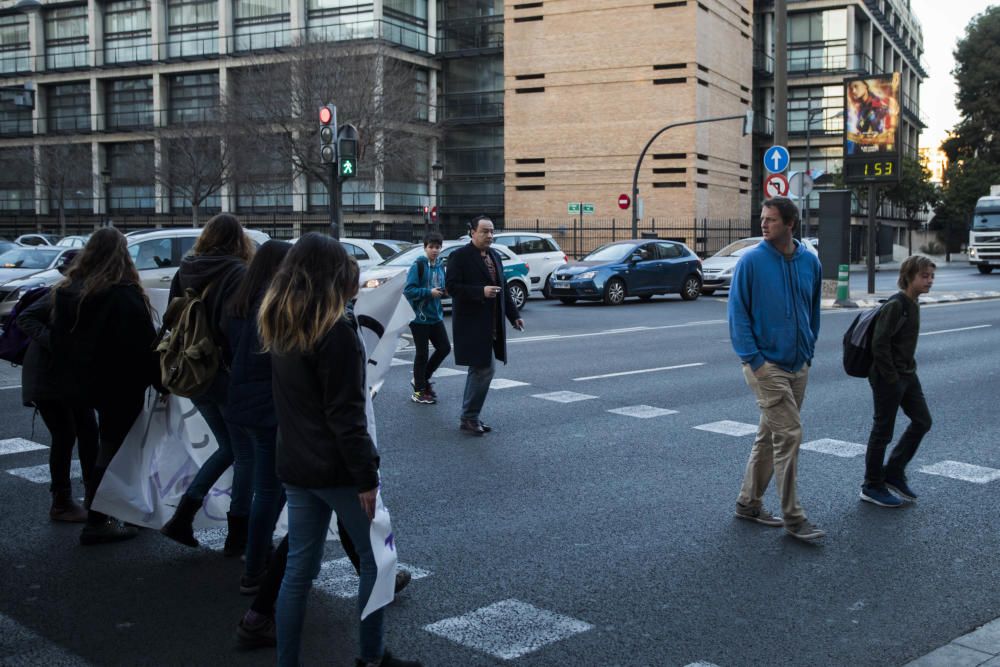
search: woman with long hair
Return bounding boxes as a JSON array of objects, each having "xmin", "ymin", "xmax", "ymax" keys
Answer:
[
  {"xmin": 161, "ymin": 213, "xmax": 256, "ymax": 555},
  {"xmin": 260, "ymin": 233, "xmax": 419, "ymax": 667},
  {"xmin": 223, "ymin": 240, "xmax": 292, "ymax": 593},
  {"xmin": 49, "ymin": 228, "xmax": 157, "ymax": 544}
]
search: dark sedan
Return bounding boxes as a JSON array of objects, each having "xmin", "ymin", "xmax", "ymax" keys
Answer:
[{"xmin": 549, "ymin": 239, "xmax": 703, "ymax": 305}]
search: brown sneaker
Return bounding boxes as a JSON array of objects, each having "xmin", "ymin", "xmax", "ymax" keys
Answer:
[
  {"xmin": 784, "ymin": 520, "xmax": 826, "ymax": 542},
  {"xmin": 735, "ymin": 503, "xmax": 783, "ymax": 527}
]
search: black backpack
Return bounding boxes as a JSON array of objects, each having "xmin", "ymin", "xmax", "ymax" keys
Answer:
[
  {"xmin": 0, "ymin": 286, "xmax": 51, "ymax": 365},
  {"xmin": 842, "ymin": 293, "xmax": 907, "ymax": 378}
]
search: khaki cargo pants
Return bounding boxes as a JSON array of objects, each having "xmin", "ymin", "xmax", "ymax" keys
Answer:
[{"xmin": 737, "ymin": 362, "xmax": 809, "ymax": 526}]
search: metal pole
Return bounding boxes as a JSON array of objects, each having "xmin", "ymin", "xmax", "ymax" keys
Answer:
[
  {"xmin": 804, "ymin": 112, "xmax": 812, "ymax": 238},
  {"xmin": 867, "ymin": 186, "xmax": 877, "ymax": 294},
  {"xmin": 328, "ymin": 162, "xmax": 339, "ymax": 239},
  {"xmin": 773, "ymin": 0, "xmax": 788, "ymax": 147},
  {"xmin": 631, "ymin": 113, "xmax": 748, "ymax": 237}
]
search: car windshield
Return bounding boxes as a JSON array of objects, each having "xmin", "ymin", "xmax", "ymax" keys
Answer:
[
  {"xmin": 714, "ymin": 239, "xmax": 761, "ymax": 257},
  {"xmin": 973, "ymin": 212, "xmax": 1000, "ymax": 231},
  {"xmin": 0, "ymin": 248, "xmax": 60, "ymax": 269},
  {"xmin": 584, "ymin": 243, "xmax": 635, "ymax": 262}
]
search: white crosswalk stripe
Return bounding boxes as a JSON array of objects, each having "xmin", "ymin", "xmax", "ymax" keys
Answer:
[
  {"xmin": 919, "ymin": 460, "xmax": 1000, "ymax": 484},
  {"xmin": 314, "ymin": 557, "xmax": 432, "ymax": 598},
  {"xmin": 0, "ymin": 612, "xmax": 93, "ymax": 666},
  {"xmin": 0, "ymin": 438, "xmax": 47, "ymax": 456},
  {"xmin": 531, "ymin": 390, "xmax": 596, "ymax": 403},
  {"xmin": 490, "ymin": 378, "xmax": 531, "ymax": 389},
  {"xmin": 801, "ymin": 439, "xmax": 867, "ymax": 458},
  {"xmin": 607, "ymin": 405, "xmax": 678, "ymax": 419},
  {"xmin": 7, "ymin": 460, "xmax": 82, "ymax": 484},
  {"xmin": 693, "ymin": 420, "xmax": 758, "ymax": 437}
]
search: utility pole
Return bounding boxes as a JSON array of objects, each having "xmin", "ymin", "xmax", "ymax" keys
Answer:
[{"xmin": 773, "ymin": 0, "xmax": 788, "ymax": 147}]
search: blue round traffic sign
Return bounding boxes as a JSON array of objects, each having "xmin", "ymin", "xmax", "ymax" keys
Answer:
[{"xmin": 763, "ymin": 145, "xmax": 790, "ymax": 174}]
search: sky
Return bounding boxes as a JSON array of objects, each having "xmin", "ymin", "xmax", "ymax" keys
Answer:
[{"xmin": 909, "ymin": 0, "xmax": 993, "ymax": 152}]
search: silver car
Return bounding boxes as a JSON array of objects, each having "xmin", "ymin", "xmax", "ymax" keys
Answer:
[{"xmin": 701, "ymin": 237, "xmax": 817, "ymax": 295}]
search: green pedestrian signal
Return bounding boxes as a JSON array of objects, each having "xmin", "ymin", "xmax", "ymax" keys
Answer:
[{"xmin": 339, "ymin": 158, "xmax": 355, "ymax": 179}]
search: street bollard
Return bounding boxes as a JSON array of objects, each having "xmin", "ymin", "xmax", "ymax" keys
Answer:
[{"xmin": 835, "ymin": 263, "xmax": 857, "ymax": 308}]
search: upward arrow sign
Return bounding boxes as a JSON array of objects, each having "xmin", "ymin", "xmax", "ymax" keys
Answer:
[{"xmin": 770, "ymin": 151, "xmax": 782, "ymax": 171}]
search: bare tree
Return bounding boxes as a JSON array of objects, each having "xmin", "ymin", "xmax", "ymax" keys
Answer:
[
  {"xmin": 6, "ymin": 143, "xmax": 93, "ymax": 237},
  {"xmin": 229, "ymin": 40, "xmax": 434, "ymax": 204}
]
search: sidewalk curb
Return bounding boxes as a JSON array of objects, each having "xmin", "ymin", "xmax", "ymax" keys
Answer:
[
  {"xmin": 903, "ymin": 616, "xmax": 1000, "ymax": 666},
  {"xmin": 823, "ymin": 292, "xmax": 1000, "ymax": 310}
]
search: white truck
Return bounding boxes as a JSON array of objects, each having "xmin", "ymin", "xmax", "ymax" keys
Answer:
[{"xmin": 968, "ymin": 186, "xmax": 1000, "ymax": 274}]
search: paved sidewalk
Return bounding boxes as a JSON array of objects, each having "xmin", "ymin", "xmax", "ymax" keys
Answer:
[
  {"xmin": 823, "ymin": 289, "xmax": 1000, "ymax": 309},
  {"xmin": 904, "ymin": 617, "xmax": 1000, "ymax": 667}
]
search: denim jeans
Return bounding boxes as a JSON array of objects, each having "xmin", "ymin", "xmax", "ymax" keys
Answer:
[
  {"xmin": 184, "ymin": 375, "xmax": 252, "ymax": 516},
  {"xmin": 232, "ymin": 423, "xmax": 284, "ymax": 577},
  {"xmin": 865, "ymin": 372, "xmax": 932, "ymax": 486},
  {"xmin": 461, "ymin": 357, "xmax": 496, "ymax": 421},
  {"xmin": 276, "ymin": 485, "xmax": 384, "ymax": 666}
]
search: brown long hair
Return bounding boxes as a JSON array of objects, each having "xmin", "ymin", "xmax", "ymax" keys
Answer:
[
  {"xmin": 191, "ymin": 213, "xmax": 255, "ymax": 262},
  {"xmin": 54, "ymin": 227, "xmax": 151, "ymax": 328},
  {"xmin": 258, "ymin": 234, "xmax": 359, "ymax": 355}
]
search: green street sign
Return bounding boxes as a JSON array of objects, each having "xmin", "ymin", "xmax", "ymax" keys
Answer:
[
  {"xmin": 567, "ymin": 203, "xmax": 595, "ymax": 214},
  {"xmin": 339, "ymin": 158, "xmax": 355, "ymax": 179},
  {"xmin": 582, "ymin": 204, "xmax": 595, "ymax": 214}
]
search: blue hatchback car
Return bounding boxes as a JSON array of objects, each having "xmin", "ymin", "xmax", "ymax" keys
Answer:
[{"xmin": 548, "ymin": 239, "xmax": 703, "ymax": 305}]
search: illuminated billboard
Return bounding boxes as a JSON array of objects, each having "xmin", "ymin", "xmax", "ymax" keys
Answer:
[{"xmin": 843, "ymin": 72, "xmax": 902, "ymax": 184}]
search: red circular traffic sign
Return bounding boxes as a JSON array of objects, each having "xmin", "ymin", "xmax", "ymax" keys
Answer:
[
  {"xmin": 763, "ymin": 173, "xmax": 789, "ymax": 198},
  {"xmin": 618, "ymin": 194, "xmax": 631, "ymax": 210}
]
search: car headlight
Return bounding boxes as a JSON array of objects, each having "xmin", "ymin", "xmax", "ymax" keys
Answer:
[
  {"xmin": 719, "ymin": 268, "xmax": 734, "ymax": 277},
  {"xmin": 970, "ymin": 248, "xmax": 978, "ymax": 258},
  {"xmin": 578, "ymin": 271, "xmax": 597, "ymax": 280},
  {"xmin": 363, "ymin": 277, "xmax": 389, "ymax": 289},
  {"xmin": 15, "ymin": 283, "xmax": 46, "ymax": 300}
]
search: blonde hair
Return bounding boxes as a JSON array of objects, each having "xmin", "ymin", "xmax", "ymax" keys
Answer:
[
  {"xmin": 258, "ymin": 234, "xmax": 359, "ymax": 355},
  {"xmin": 898, "ymin": 255, "xmax": 936, "ymax": 290}
]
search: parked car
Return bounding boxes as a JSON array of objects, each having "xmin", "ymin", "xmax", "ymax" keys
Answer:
[
  {"xmin": 360, "ymin": 240, "xmax": 531, "ymax": 310},
  {"xmin": 460, "ymin": 232, "xmax": 567, "ymax": 298},
  {"xmin": 125, "ymin": 227, "xmax": 270, "ymax": 290},
  {"xmin": 290, "ymin": 237, "xmax": 415, "ymax": 270},
  {"xmin": 56, "ymin": 235, "xmax": 89, "ymax": 248},
  {"xmin": 701, "ymin": 236, "xmax": 817, "ymax": 295},
  {"xmin": 548, "ymin": 239, "xmax": 703, "ymax": 305},
  {"xmin": 0, "ymin": 240, "xmax": 15, "ymax": 255},
  {"xmin": 0, "ymin": 265, "xmax": 63, "ymax": 318},
  {"xmin": 0, "ymin": 247, "xmax": 75, "ymax": 315},
  {"xmin": 15, "ymin": 233, "xmax": 60, "ymax": 247}
]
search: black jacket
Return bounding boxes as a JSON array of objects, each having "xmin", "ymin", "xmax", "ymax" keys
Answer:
[
  {"xmin": 169, "ymin": 254, "xmax": 247, "ymax": 364},
  {"xmin": 17, "ymin": 291, "xmax": 63, "ymax": 406},
  {"xmin": 224, "ymin": 297, "xmax": 275, "ymax": 430},
  {"xmin": 445, "ymin": 242, "xmax": 519, "ymax": 367},
  {"xmin": 272, "ymin": 314, "xmax": 379, "ymax": 491},
  {"xmin": 49, "ymin": 281, "xmax": 157, "ymax": 407}
]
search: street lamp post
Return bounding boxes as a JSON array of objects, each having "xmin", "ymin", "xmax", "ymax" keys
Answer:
[
  {"xmin": 431, "ymin": 161, "xmax": 443, "ymax": 233},
  {"xmin": 101, "ymin": 169, "xmax": 111, "ymax": 227}
]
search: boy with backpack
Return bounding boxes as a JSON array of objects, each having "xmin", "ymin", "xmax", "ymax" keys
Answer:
[
  {"xmin": 403, "ymin": 232, "xmax": 451, "ymax": 404},
  {"xmin": 860, "ymin": 255, "xmax": 935, "ymax": 507}
]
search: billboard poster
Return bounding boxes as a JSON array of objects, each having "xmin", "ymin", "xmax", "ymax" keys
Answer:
[{"xmin": 844, "ymin": 72, "xmax": 901, "ymax": 157}]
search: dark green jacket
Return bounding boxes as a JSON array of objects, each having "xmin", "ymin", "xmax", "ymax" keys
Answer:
[{"xmin": 869, "ymin": 292, "xmax": 919, "ymax": 384}]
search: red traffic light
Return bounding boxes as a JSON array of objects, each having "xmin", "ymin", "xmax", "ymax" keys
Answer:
[{"xmin": 319, "ymin": 106, "xmax": 333, "ymax": 124}]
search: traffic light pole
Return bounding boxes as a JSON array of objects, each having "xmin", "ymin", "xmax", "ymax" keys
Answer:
[
  {"xmin": 329, "ymin": 160, "xmax": 341, "ymax": 240},
  {"xmin": 631, "ymin": 113, "xmax": 749, "ymax": 237},
  {"xmin": 867, "ymin": 185, "xmax": 878, "ymax": 294}
]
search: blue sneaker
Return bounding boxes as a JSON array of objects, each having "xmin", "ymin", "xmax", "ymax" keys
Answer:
[
  {"xmin": 860, "ymin": 484, "xmax": 903, "ymax": 507},
  {"xmin": 885, "ymin": 477, "xmax": 917, "ymax": 501}
]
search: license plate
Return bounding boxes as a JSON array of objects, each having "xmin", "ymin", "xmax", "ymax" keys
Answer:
[{"xmin": 552, "ymin": 281, "xmax": 569, "ymax": 288}]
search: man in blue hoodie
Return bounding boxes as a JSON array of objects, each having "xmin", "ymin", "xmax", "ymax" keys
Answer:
[
  {"xmin": 729, "ymin": 197, "xmax": 825, "ymax": 542},
  {"xmin": 403, "ymin": 232, "xmax": 451, "ymax": 404}
]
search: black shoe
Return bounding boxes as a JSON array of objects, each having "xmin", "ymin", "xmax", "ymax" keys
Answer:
[
  {"xmin": 459, "ymin": 419, "xmax": 485, "ymax": 436},
  {"xmin": 236, "ymin": 612, "xmax": 276, "ymax": 649},
  {"xmin": 160, "ymin": 495, "xmax": 201, "ymax": 548},
  {"xmin": 80, "ymin": 518, "xmax": 139, "ymax": 546},
  {"xmin": 356, "ymin": 650, "xmax": 422, "ymax": 667},
  {"xmin": 224, "ymin": 512, "xmax": 249, "ymax": 558},
  {"xmin": 478, "ymin": 421, "xmax": 492, "ymax": 433},
  {"xmin": 394, "ymin": 569, "xmax": 412, "ymax": 594},
  {"xmin": 885, "ymin": 476, "xmax": 918, "ymax": 501}
]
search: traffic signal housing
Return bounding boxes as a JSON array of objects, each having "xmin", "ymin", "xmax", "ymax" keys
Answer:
[
  {"xmin": 319, "ymin": 105, "xmax": 336, "ymax": 164},
  {"xmin": 338, "ymin": 124, "xmax": 359, "ymax": 181}
]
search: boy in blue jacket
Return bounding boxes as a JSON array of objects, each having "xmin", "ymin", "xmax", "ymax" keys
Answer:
[
  {"xmin": 729, "ymin": 197, "xmax": 826, "ymax": 542},
  {"xmin": 403, "ymin": 232, "xmax": 451, "ymax": 404}
]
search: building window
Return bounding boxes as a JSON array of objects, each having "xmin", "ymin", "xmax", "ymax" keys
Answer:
[
  {"xmin": 414, "ymin": 68, "xmax": 429, "ymax": 121},
  {"xmin": 306, "ymin": 0, "xmax": 375, "ymax": 43},
  {"xmin": 107, "ymin": 78, "xmax": 154, "ymax": 130},
  {"xmin": 167, "ymin": 0, "xmax": 219, "ymax": 58},
  {"xmin": 169, "ymin": 72, "xmax": 219, "ymax": 124},
  {"xmin": 383, "ymin": 0, "xmax": 428, "ymax": 52},
  {"xmin": 788, "ymin": 9, "xmax": 847, "ymax": 73},
  {"xmin": 385, "ymin": 147, "xmax": 429, "ymax": 211},
  {"xmin": 0, "ymin": 106, "xmax": 32, "ymax": 137},
  {"xmin": 788, "ymin": 85, "xmax": 844, "ymax": 134},
  {"xmin": 0, "ymin": 148, "xmax": 35, "ymax": 213},
  {"xmin": 105, "ymin": 0, "xmax": 152, "ymax": 64},
  {"xmin": 109, "ymin": 142, "xmax": 155, "ymax": 212},
  {"xmin": 0, "ymin": 14, "xmax": 30, "ymax": 74},
  {"xmin": 47, "ymin": 82, "xmax": 91, "ymax": 133},
  {"xmin": 44, "ymin": 6, "xmax": 88, "ymax": 70},
  {"xmin": 234, "ymin": 0, "xmax": 291, "ymax": 52}
]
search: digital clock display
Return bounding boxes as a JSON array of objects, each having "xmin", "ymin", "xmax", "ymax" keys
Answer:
[{"xmin": 844, "ymin": 158, "xmax": 899, "ymax": 183}]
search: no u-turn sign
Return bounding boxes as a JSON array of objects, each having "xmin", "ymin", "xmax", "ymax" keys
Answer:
[{"xmin": 763, "ymin": 173, "xmax": 789, "ymax": 198}]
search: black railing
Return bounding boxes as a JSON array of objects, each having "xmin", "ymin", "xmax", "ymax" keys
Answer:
[
  {"xmin": 440, "ymin": 92, "xmax": 503, "ymax": 122},
  {"xmin": 437, "ymin": 17, "xmax": 503, "ymax": 54}
]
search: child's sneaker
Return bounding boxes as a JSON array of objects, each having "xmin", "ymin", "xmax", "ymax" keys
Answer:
[
  {"xmin": 425, "ymin": 381, "xmax": 437, "ymax": 399},
  {"xmin": 411, "ymin": 389, "xmax": 435, "ymax": 404}
]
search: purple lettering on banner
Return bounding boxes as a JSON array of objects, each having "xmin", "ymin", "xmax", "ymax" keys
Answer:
[
  {"xmin": 384, "ymin": 533, "xmax": 395, "ymax": 551},
  {"xmin": 202, "ymin": 485, "xmax": 233, "ymax": 521},
  {"xmin": 151, "ymin": 459, "xmax": 199, "ymax": 501}
]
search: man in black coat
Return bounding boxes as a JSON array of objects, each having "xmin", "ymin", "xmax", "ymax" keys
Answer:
[{"xmin": 445, "ymin": 216, "xmax": 524, "ymax": 435}]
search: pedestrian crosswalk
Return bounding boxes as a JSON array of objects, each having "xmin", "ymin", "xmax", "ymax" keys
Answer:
[
  {"xmin": 0, "ymin": 438, "xmax": 47, "ymax": 455},
  {"xmin": 0, "ymin": 612, "xmax": 93, "ymax": 666}
]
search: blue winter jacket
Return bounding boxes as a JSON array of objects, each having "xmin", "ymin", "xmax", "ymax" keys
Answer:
[
  {"xmin": 224, "ymin": 297, "xmax": 276, "ymax": 429},
  {"xmin": 403, "ymin": 255, "xmax": 445, "ymax": 325},
  {"xmin": 728, "ymin": 239, "xmax": 822, "ymax": 373}
]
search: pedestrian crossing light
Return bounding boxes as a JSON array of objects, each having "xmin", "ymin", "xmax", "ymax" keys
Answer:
[
  {"xmin": 319, "ymin": 104, "xmax": 336, "ymax": 165},
  {"xmin": 337, "ymin": 123, "xmax": 359, "ymax": 182}
]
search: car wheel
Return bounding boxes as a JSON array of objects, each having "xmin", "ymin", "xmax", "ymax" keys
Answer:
[
  {"xmin": 559, "ymin": 297, "xmax": 577, "ymax": 305},
  {"xmin": 508, "ymin": 281, "xmax": 527, "ymax": 309},
  {"xmin": 701, "ymin": 288, "xmax": 715, "ymax": 296},
  {"xmin": 603, "ymin": 278, "xmax": 626, "ymax": 305},
  {"xmin": 680, "ymin": 275, "xmax": 702, "ymax": 301},
  {"xmin": 542, "ymin": 275, "xmax": 555, "ymax": 299},
  {"xmin": 978, "ymin": 265, "xmax": 993, "ymax": 274},
  {"xmin": 639, "ymin": 294, "xmax": 654, "ymax": 302}
]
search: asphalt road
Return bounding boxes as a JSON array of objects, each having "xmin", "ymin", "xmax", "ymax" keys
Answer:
[{"xmin": 1, "ymin": 276, "xmax": 999, "ymax": 667}]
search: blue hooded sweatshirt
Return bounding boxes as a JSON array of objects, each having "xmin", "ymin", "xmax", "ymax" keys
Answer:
[
  {"xmin": 728, "ymin": 239, "xmax": 822, "ymax": 372},
  {"xmin": 403, "ymin": 254, "xmax": 445, "ymax": 325}
]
